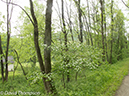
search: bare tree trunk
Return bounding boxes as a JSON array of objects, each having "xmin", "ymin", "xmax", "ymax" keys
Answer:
[
  {"xmin": 86, "ymin": 0, "xmax": 93, "ymax": 46},
  {"xmin": 78, "ymin": 0, "xmax": 83, "ymax": 43},
  {"xmin": 83, "ymin": 18, "xmax": 90, "ymax": 45},
  {"xmin": 30, "ymin": 55, "xmax": 36, "ymax": 67},
  {"xmin": 13, "ymin": 62, "xmax": 18, "ymax": 80},
  {"xmin": 44, "ymin": 0, "xmax": 57, "ymax": 93},
  {"xmin": 62, "ymin": 73, "xmax": 65, "ymax": 88},
  {"xmin": 110, "ymin": 0, "xmax": 114, "ymax": 64},
  {"xmin": 100, "ymin": 0, "xmax": 105, "ymax": 62},
  {"xmin": 75, "ymin": 72, "xmax": 78, "ymax": 81},
  {"xmin": 61, "ymin": 0, "xmax": 70, "ymax": 83},
  {"xmin": 103, "ymin": 0, "xmax": 108, "ymax": 62},
  {"xmin": 69, "ymin": 20, "xmax": 74, "ymax": 42},
  {"xmin": 65, "ymin": 0, "xmax": 74, "ymax": 42},
  {"xmin": 0, "ymin": 35, "xmax": 4, "ymax": 82},
  {"xmin": 5, "ymin": 0, "xmax": 10, "ymax": 81},
  {"xmin": 29, "ymin": 0, "xmax": 56, "ymax": 94},
  {"xmin": 14, "ymin": 50, "xmax": 28, "ymax": 80}
]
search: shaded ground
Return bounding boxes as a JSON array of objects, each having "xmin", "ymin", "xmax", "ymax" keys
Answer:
[{"xmin": 115, "ymin": 73, "xmax": 129, "ymax": 96}]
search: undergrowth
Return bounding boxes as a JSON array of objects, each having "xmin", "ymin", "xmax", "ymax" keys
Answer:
[{"xmin": 0, "ymin": 58, "xmax": 129, "ymax": 96}]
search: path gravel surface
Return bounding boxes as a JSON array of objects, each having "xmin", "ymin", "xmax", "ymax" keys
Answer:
[{"xmin": 115, "ymin": 74, "xmax": 129, "ymax": 96}]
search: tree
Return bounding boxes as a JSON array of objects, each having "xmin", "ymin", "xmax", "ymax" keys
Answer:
[
  {"xmin": 73, "ymin": 0, "xmax": 83, "ymax": 43},
  {"xmin": 29, "ymin": 0, "xmax": 56, "ymax": 94},
  {"xmin": 0, "ymin": 35, "xmax": 4, "ymax": 82},
  {"xmin": 99, "ymin": 0, "xmax": 105, "ymax": 62},
  {"xmin": 0, "ymin": 0, "xmax": 13, "ymax": 82},
  {"xmin": 109, "ymin": 0, "xmax": 114, "ymax": 64},
  {"xmin": 114, "ymin": 10, "xmax": 127, "ymax": 60},
  {"xmin": 86, "ymin": 0, "xmax": 93, "ymax": 46},
  {"xmin": 61, "ymin": 0, "xmax": 70, "ymax": 83}
]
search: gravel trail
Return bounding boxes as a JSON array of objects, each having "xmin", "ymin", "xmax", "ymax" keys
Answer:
[{"xmin": 115, "ymin": 74, "xmax": 129, "ymax": 96}]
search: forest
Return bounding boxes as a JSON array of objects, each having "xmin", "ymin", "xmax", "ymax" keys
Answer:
[{"xmin": 0, "ymin": 0, "xmax": 129, "ymax": 96}]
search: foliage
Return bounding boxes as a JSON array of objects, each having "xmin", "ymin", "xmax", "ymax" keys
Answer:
[
  {"xmin": 0, "ymin": 0, "xmax": 129, "ymax": 95},
  {"xmin": 110, "ymin": 10, "xmax": 128, "ymax": 62},
  {"xmin": 0, "ymin": 57, "xmax": 128, "ymax": 96},
  {"xmin": 51, "ymin": 42, "xmax": 103, "ymax": 77},
  {"xmin": 53, "ymin": 58, "xmax": 129, "ymax": 96}
]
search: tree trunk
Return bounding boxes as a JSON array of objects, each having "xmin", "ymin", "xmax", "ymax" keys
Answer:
[
  {"xmin": 29, "ymin": 0, "xmax": 56, "ymax": 94},
  {"xmin": 65, "ymin": 1, "xmax": 74, "ymax": 42},
  {"xmin": 100, "ymin": 0, "xmax": 105, "ymax": 62},
  {"xmin": 68, "ymin": 18, "xmax": 74, "ymax": 42},
  {"xmin": 77, "ymin": 0, "xmax": 83, "ymax": 43},
  {"xmin": 86, "ymin": 0, "xmax": 93, "ymax": 46},
  {"xmin": 30, "ymin": 55, "xmax": 36, "ymax": 67},
  {"xmin": 75, "ymin": 72, "xmax": 78, "ymax": 81},
  {"xmin": 14, "ymin": 50, "xmax": 27, "ymax": 80},
  {"xmin": 5, "ymin": 0, "xmax": 10, "ymax": 81},
  {"xmin": 103, "ymin": 0, "xmax": 108, "ymax": 62},
  {"xmin": 44, "ymin": 0, "xmax": 57, "ymax": 93},
  {"xmin": 110, "ymin": 0, "xmax": 114, "ymax": 64},
  {"xmin": 61, "ymin": 0, "xmax": 70, "ymax": 83},
  {"xmin": 0, "ymin": 35, "xmax": 4, "ymax": 82}
]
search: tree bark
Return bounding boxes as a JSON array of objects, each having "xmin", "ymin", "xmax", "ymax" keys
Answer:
[
  {"xmin": 110, "ymin": 0, "xmax": 114, "ymax": 63},
  {"xmin": 44, "ymin": 0, "xmax": 57, "ymax": 93},
  {"xmin": 61, "ymin": 0, "xmax": 70, "ymax": 83},
  {"xmin": 14, "ymin": 50, "xmax": 28, "ymax": 80},
  {"xmin": 5, "ymin": 0, "xmax": 10, "ymax": 81},
  {"xmin": 65, "ymin": 0, "xmax": 74, "ymax": 42},
  {"xmin": 29, "ymin": 0, "xmax": 45, "ymax": 73},
  {"xmin": 78, "ymin": 0, "xmax": 83, "ymax": 43},
  {"xmin": 100, "ymin": 0, "xmax": 105, "ymax": 62},
  {"xmin": 29, "ymin": 0, "xmax": 56, "ymax": 94},
  {"xmin": 0, "ymin": 35, "xmax": 4, "ymax": 82},
  {"xmin": 103, "ymin": 0, "xmax": 108, "ymax": 62},
  {"xmin": 86, "ymin": 0, "xmax": 93, "ymax": 46}
]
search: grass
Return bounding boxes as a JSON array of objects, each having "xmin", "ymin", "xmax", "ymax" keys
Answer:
[
  {"xmin": 0, "ymin": 58, "xmax": 129, "ymax": 96},
  {"xmin": 0, "ymin": 63, "xmax": 45, "ymax": 96},
  {"xmin": 54, "ymin": 58, "xmax": 129, "ymax": 96}
]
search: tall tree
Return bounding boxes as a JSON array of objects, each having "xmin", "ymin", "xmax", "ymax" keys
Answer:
[
  {"xmin": 110, "ymin": 0, "xmax": 114, "ymax": 64},
  {"xmin": 86, "ymin": 0, "xmax": 93, "ymax": 46},
  {"xmin": 73, "ymin": 0, "xmax": 83, "ymax": 43},
  {"xmin": 103, "ymin": 0, "xmax": 108, "ymax": 62},
  {"xmin": 99, "ymin": 0, "xmax": 105, "ymax": 62},
  {"xmin": 29, "ymin": 0, "xmax": 56, "ymax": 94},
  {"xmin": 61, "ymin": 0, "xmax": 70, "ymax": 83},
  {"xmin": 5, "ymin": 0, "xmax": 11, "ymax": 81},
  {"xmin": 0, "ymin": 0, "xmax": 13, "ymax": 82},
  {"xmin": 65, "ymin": 0, "xmax": 74, "ymax": 42},
  {"xmin": 44, "ymin": 0, "xmax": 57, "ymax": 93},
  {"xmin": 78, "ymin": 0, "xmax": 83, "ymax": 43},
  {"xmin": 0, "ymin": 35, "xmax": 4, "ymax": 82}
]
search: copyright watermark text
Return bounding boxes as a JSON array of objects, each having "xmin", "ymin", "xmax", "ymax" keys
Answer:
[{"xmin": 0, "ymin": 91, "xmax": 40, "ymax": 95}]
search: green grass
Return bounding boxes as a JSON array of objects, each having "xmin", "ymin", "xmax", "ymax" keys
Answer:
[
  {"xmin": 0, "ymin": 58, "xmax": 129, "ymax": 96},
  {"xmin": 0, "ymin": 63, "xmax": 45, "ymax": 96},
  {"xmin": 54, "ymin": 58, "xmax": 129, "ymax": 96}
]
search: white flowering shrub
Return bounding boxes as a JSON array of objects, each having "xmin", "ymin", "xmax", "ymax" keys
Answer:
[{"xmin": 52, "ymin": 42, "xmax": 103, "ymax": 75}]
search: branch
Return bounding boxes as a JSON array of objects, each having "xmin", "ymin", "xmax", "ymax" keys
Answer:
[
  {"xmin": 9, "ymin": 2, "xmax": 13, "ymax": 22},
  {"xmin": 29, "ymin": 0, "xmax": 37, "ymax": 26},
  {"xmin": 13, "ymin": 49, "xmax": 28, "ymax": 80},
  {"xmin": 1, "ymin": 0, "xmax": 34, "ymax": 26},
  {"xmin": 121, "ymin": 0, "xmax": 129, "ymax": 9}
]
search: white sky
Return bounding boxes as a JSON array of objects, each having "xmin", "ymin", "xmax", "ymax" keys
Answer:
[
  {"xmin": 0, "ymin": 0, "xmax": 30, "ymax": 35},
  {"xmin": 0, "ymin": 0, "xmax": 129, "ymax": 36}
]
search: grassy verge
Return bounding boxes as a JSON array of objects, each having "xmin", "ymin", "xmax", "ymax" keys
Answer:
[
  {"xmin": 0, "ymin": 58, "xmax": 129, "ymax": 96},
  {"xmin": 0, "ymin": 63, "xmax": 45, "ymax": 96},
  {"xmin": 54, "ymin": 58, "xmax": 129, "ymax": 96}
]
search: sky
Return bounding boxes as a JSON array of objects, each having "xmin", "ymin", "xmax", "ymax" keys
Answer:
[
  {"xmin": 0, "ymin": 0, "xmax": 30, "ymax": 35},
  {"xmin": 0, "ymin": 0, "xmax": 129, "ymax": 36}
]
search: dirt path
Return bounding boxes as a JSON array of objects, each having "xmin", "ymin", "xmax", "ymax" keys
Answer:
[{"xmin": 115, "ymin": 74, "xmax": 129, "ymax": 96}]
